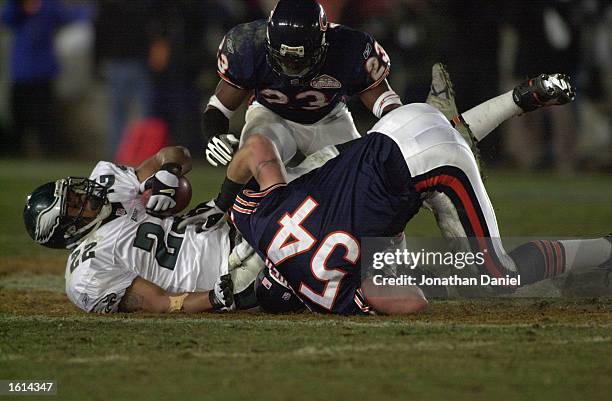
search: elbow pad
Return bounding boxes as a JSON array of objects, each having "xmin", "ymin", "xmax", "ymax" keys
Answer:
[{"xmin": 201, "ymin": 107, "xmax": 230, "ymax": 143}]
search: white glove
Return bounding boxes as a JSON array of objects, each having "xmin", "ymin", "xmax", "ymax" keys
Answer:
[
  {"xmin": 205, "ymin": 134, "xmax": 239, "ymax": 167},
  {"xmin": 140, "ymin": 169, "xmax": 180, "ymax": 213},
  {"xmin": 176, "ymin": 199, "xmax": 226, "ymax": 232}
]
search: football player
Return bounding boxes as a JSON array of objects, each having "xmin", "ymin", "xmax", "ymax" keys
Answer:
[
  {"xmin": 201, "ymin": 0, "xmax": 575, "ymax": 219},
  {"xmin": 202, "ymin": 0, "xmax": 401, "ymax": 169},
  {"xmin": 190, "ymin": 97, "xmax": 611, "ymax": 315},
  {"xmin": 23, "ymin": 146, "xmax": 262, "ymax": 314}
]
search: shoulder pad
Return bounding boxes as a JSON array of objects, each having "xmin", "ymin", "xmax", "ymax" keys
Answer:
[{"xmin": 217, "ymin": 20, "xmax": 268, "ymax": 89}]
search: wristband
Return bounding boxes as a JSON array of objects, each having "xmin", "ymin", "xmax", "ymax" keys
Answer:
[
  {"xmin": 215, "ymin": 177, "xmax": 244, "ymax": 212},
  {"xmin": 372, "ymin": 90, "xmax": 402, "ymax": 118},
  {"xmin": 202, "ymin": 107, "xmax": 230, "ymax": 143},
  {"xmin": 208, "ymin": 95, "xmax": 235, "ymax": 119},
  {"xmin": 168, "ymin": 293, "xmax": 188, "ymax": 312},
  {"xmin": 160, "ymin": 162, "xmax": 182, "ymax": 176}
]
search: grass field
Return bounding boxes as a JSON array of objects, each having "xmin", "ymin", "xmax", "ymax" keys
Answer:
[{"xmin": 0, "ymin": 159, "xmax": 611, "ymax": 400}]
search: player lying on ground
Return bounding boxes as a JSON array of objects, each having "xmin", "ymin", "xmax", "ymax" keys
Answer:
[
  {"xmin": 21, "ymin": 66, "xmax": 583, "ymax": 315},
  {"xmin": 190, "ymin": 99, "xmax": 611, "ymax": 315},
  {"xmin": 23, "ymin": 146, "xmax": 264, "ymax": 313}
]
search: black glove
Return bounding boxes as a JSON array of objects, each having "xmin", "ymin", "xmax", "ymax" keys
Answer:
[
  {"xmin": 140, "ymin": 163, "xmax": 182, "ymax": 214},
  {"xmin": 209, "ymin": 274, "xmax": 235, "ymax": 311},
  {"xmin": 176, "ymin": 199, "xmax": 226, "ymax": 232}
]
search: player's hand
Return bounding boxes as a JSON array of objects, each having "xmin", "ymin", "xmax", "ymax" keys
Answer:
[
  {"xmin": 209, "ymin": 274, "xmax": 235, "ymax": 311},
  {"xmin": 205, "ymin": 133, "xmax": 239, "ymax": 167},
  {"xmin": 176, "ymin": 199, "xmax": 226, "ymax": 232},
  {"xmin": 140, "ymin": 165, "xmax": 181, "ymax": 214}
]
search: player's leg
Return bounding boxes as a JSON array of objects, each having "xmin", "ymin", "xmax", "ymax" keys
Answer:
[
  {"xmin": 239, "ymin": 102, "xmax": 298, "ymax": 164},
  {"xmin": 416, "ymin": 140, "xmax": 611, "ymax": 286},
  {"xmin": 459, "ymin": 73, "xmax": 575, "ymax": 142},
  {"xmin": 426, "ymin": 64, "xmax": 575, "ymax": 144},
  {"xmin": 378, "ymin": 104, "xmax": 611, "ymax": 288},
  {"xmin": 296, "ymin": 103, "xmax": 361, "ymax": 156}
]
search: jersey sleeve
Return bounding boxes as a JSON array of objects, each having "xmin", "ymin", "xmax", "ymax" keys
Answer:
[
  {"xmin": 65, "ymin": 243, "xmax": 138, "ymax": 313},
  {"xmin": 348, "ymin": 32, "xmax": 391, "ymax": 95},
  {"xmin": 89, "ymin": 161, "xmax": 141, "ymax": 205},
  {"xmin": 216, "ymin": 23, "xmax": 259, "ymax": 90}
]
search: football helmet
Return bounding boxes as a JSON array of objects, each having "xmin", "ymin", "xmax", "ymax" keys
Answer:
[
  {"xmin": 266, "ymin": 0, "xmax": 329, "ymax": 80},
  {"xmin": 254, "ymin": 268, "xmax": 306, "ymax": 314},
  {"xmin": 23, "ymin": 178, "xmax": 112, "ymax": 249}
]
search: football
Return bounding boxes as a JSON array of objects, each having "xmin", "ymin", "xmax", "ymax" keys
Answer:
[{"xmin": 141, "ymin": 175, "xmax": 192, "ymax": 216}]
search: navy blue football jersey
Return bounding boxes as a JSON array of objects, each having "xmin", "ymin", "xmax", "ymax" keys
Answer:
[
  {"xmin": 231, "ymin": 133, "xmax": 421, "ymax": 314},
  {"xmin": 217, "ymin": 20, "xmax": 390, "ymax": 124}
]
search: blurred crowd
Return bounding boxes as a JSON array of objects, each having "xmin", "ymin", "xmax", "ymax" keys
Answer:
[{"xmin": 0, "ymin": 0, "xmax": 610, "ymax": 172}]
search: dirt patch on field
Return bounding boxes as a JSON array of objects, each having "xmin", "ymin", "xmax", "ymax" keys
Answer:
[
  {"xmin": 1, "ymin": 288, "xmax": 610, "ymax": 326},
  {"xmin": 0, "ymin": 257, "xmax": 65, "ymax": 274},
  {"xmin": 0, "ymin": 290, "xmax": 76, "ymax": 315}
]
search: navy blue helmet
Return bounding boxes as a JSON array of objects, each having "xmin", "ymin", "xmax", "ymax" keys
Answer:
[{"xmin": 266, "ymin": 0, "xmax": 329, "ymax": 80}]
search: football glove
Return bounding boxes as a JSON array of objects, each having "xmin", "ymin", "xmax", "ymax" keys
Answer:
[
  {"xmin": 176, "ymin": 199, "xmax": 226, "ymax": 232},
  {"xmin": 140, "ymin": 163, "xmax": 181, "ymax": 214},
  {"xmin": 209, "ymin": 274, "xmax": 235, "ymax": 311},
  {"xmin": 205, "ymin": 133, "xmax": 239, "ymax": 167}
]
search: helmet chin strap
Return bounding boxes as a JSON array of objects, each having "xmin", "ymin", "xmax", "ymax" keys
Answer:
[{"xmin": 66, "ymin": 202, "xmax": 113, "ymax": 250}]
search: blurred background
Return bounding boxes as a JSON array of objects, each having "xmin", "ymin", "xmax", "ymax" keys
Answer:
[{"xmin": 0, "ymin": 0, "xmax": 610, "ymax": 173}]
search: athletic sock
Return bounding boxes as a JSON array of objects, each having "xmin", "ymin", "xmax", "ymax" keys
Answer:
[
  {"xmin": 460, "ymin": 91, "xmax": 523, "ymax": 141},
  {"xmin": 511, "ymin": 238, "xmax": 612, "ymax": 285},
  {"xmin": 558, "ymin": 238, "xmax": 612, "ymax": 273}
]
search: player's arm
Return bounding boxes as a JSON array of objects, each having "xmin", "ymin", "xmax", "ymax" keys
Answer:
[
  {"xmin": 202, "ymin": 80, "xmax": 250, "ymax": 167},
  {"xmin": 177, "ymin": 134, "xmax": 286, "ymax": 232},
  {"xmin": 118, "ymin": 276, "xmax": 234, "ymax": 313},
  {"xmin": 361, "ymin": 280, "xmax": 428, "ymax": 315},
  {"xmin": 134, "ymin": 146, "xmax": 192, "ymax": 214},
  {"xmin": 135, "ymin": 145, "xmax": 192, "ymax": 183},
  {"xmin": 359, "ymin": 79, "xmax": 403, "ymax": 118}
]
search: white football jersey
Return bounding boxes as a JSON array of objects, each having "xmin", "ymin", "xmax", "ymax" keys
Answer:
[{"xmin": 65, "ymin": 162, "xmax": 230, "ymax": 313}]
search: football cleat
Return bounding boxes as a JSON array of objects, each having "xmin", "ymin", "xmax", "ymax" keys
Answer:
[
  {"xmin": 512, "ymin": 73, "xmax": 576, "ymax": 112},
  {"xmin": 426, "ymin": 63, "xmax": 481, "ymax": 169}
]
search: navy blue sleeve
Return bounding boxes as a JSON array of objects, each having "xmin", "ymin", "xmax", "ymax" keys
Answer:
[
  {"xmin": 347, "ymin": 31, "xmax": 391, "ymax": 95},
  {"xmin": 216, "ymin": 23, "xmax": 261, "ymax": 90}
]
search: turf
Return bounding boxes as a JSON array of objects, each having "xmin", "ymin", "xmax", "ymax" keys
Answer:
[{"xmin": 0, "ymin": 159, "xmax": 611, "ymax": 400}]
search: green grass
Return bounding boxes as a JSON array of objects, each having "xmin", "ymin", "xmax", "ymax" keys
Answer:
[{"xmin": 0, "ymin": 159, "xmax": 611, "ymax": 400}]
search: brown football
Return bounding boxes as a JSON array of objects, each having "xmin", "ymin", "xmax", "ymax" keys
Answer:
[{"xmin": 142, "ymin": 176, "xmax": 192, "ymax": 216}]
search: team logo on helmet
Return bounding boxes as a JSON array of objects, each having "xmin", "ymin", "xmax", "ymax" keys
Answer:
[{"xmin": 33, "ymin": 181, "xmax": 66, "ymax": 244}]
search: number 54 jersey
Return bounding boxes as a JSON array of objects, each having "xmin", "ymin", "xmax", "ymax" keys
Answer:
[
  {"xmin": 65, "ymin": 162, "xmax": 230, "ymax": 313},
  {"xmin": 231, "ymin": 133, "xmax": 422, "ymax": 315}
]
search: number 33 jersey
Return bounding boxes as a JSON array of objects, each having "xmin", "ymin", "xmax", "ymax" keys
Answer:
[
  {"xmin": 65, "ymin": 162, "xmax": 230, "ymax": 313},
  {"xmin": 217, "ymin": 20, "xmax": 390, "ymax": 124}
]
